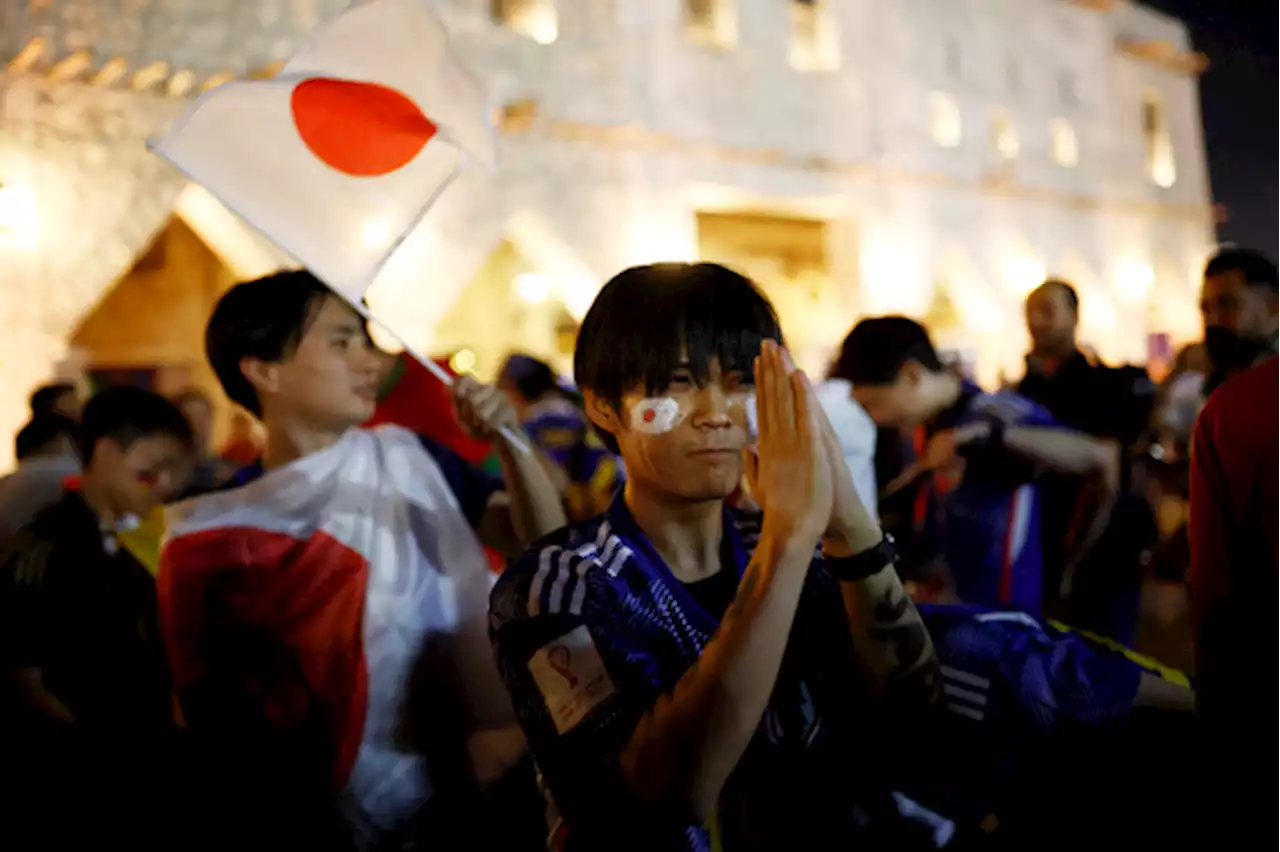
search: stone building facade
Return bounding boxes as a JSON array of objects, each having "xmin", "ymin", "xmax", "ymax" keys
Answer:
[{"xmin": 0, "ymin": 0, "xmax": 1214, "ymax": 467}]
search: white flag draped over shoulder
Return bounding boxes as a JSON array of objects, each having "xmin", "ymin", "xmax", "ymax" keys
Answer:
[{"xmin": 150, "ymin": 0, "xmax": 495, "ymax": 302}]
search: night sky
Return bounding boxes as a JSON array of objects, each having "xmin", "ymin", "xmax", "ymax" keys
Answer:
[{"xmin": 1144, "ymin": 0, "xmax": 1278, "ymax": 256}]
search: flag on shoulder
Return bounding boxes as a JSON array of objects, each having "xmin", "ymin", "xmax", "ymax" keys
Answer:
[{"xmin": 150, "ymin": 0, "xmax": 495, "ymax": 302}]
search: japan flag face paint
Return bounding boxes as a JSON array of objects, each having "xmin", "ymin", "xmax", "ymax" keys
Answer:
[{"xmin": 630, "ymin": 397, "xmax": 686, "ymax": 434}]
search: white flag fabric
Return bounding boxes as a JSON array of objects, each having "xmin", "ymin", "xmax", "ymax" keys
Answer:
[{"xmin": 151, "ymin": 0, "xmax": 495, "ymax": 301}]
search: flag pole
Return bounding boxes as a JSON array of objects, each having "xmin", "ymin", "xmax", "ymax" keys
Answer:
[{"xmin": 353, "ymin": 301, "xmax": 532, "ymax": 455}]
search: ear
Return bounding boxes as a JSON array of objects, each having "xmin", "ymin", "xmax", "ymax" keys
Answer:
[
  {"xmin": 582, "ymin": 389, "xmax": 623, "ymax": 441},
  {"xmin": 240, "ymin": 356, "xmax": 280, "ymax": 398},
  {"xmin": 898, "ymin": 360, "xmax": 926, "ymax": 389},
  {"xmin": 1263, "ymin": 288, "xmax": 1279, "ymax": 318}
]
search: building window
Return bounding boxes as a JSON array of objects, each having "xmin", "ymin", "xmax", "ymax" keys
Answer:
[
  {"xmin": 944, "ymin": 39, "xmax": 963, "ymax": 80},
  {"xmin": 491, "ymin": 0, "xmax": 558, "ymax": 44},
  {"xmin": 929, "ymin": 92, "xmax": 963, "ymax": 148},
  {"xmin": 1057, "ymin": 70, "xmax": 1078, "ymax": 108},
  {"xmin": 1005, "ymin": 56, "xmax": 1021, "ymax": 96},
  {"xmin": 789, "ymin": 0, "xmax": 840, "ymax": 72},
  {"xmin": 1050, "ymin": 118, "xmax": 1078, "ymax": 167},
  {"xmin": 685, "ymin": 0, "xmax": 737, "ymax": 50},
  {"xmin": 990, "ymin": 109, "xmax": 1018, "ymax": 159},
  {"xmin": 1142, "ymin": 92, "xmax": 1177, "ymax": 188}
]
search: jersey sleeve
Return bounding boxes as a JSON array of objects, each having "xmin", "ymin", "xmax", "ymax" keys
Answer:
[
  {"xmin": 0, "ymin": 527, "xmax": 55, "ymax": 670},
  {"xmin": 989, "ymin": 614, "xmax": 1142, "ymax": 731},
  {"xmin": 417, "ymin": 435, "xmax": 502, "ymax": 528},
  {"xmin": 489, "ymin": 542, "xmax": 684, "ymax": 844}
]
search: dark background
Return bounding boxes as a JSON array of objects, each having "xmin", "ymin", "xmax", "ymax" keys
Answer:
[{"xmin": 1145, "ymin": 0, "xmax": 1277, "ymax": 256}]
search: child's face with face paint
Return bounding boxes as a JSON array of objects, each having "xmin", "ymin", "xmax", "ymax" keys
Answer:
[
  {"xmin": 87, "ymin": 434, "xmax": 194, "ymax": 518},
  {"xmin": 595, "ymin": 357, "xmax": 756, "ymax": 503}
]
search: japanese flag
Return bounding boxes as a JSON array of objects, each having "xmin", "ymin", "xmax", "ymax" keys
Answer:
[{"xmin": 150, "ymin": 0, "xmax": 495, "ymax": 302}]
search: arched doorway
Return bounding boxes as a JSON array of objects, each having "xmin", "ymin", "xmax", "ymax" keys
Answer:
[{"xmin": 68, "ymin": 216, "xmax": 238, "ymax": 440}]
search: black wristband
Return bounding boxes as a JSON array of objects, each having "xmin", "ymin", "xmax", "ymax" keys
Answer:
[{"xmin": 825, "ymin": 533, "xmax": 897, "ymax": 583}]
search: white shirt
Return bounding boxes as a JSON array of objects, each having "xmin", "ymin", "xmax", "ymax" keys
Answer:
[
  {"xmin": 815, "ymin": 379, "xmax": 879, "ymax": 524},
  {"xmin": 0, "ymin": 452, "xmax": 81, "ymax": 548}
]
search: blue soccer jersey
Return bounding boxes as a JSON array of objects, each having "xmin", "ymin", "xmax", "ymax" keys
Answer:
[
  {"xmin": 490, "ymin": 495, "xmax": 896, "ymax": 852},
  {"xmin": 919, "ymin": 383, "xmax": 1061, "ymax": 612},
  {"xmin": 899, "ymin": 604, "xmax": 1190, "ymax": 832}
]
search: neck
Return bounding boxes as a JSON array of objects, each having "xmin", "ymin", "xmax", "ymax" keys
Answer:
[
  {"xmin": 260, "ymin": 412, "xmax": 347, "ymax": 470},
  {"xmin": 624, "ymin": 480, "xmax": 724, "ymax": 584},
  {"xmin": 1031, "ymin": 343, "xmax": 1076, "ymax": 375},
  {"xmin": 78, "ymin": 473, "xmax": 118, "ymax": 529}
]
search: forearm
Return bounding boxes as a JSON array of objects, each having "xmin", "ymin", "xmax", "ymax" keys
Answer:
[
  {"xmin": 11, "ymin": 668, "xmax": 77, "ymax": 726},
  {"xmin": 496, "ymin": 436, "xmax": 569, "ymax": 546},
  {"xmin": 1134, "ymin": 672, "xmax": 1195, "ymax": 713},
  {"xmin": 836, "ymin": 566, "xmax": 940, "ymax": 708},
  {"xmin": 620, "ymin": 530, "xmax": 814, "ymax": 822},
  {"xmin": 1004, "ymin": 427, "xmax": 1113, "ymax": 477}
]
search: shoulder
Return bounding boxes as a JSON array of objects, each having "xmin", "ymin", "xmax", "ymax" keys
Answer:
[
  {"xmin": 491, "ymin": 516, "xmax": 635, "ymax": 627},
  {"xmin": 1202, "ymin": 357, "xmax": 1278, "ymax": 425}
]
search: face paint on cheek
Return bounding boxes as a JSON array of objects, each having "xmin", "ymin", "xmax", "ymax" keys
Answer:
[
  {"xmin": 742, "ymin": 394, "xmax": 758, "ymax": 442},
  {"xmin": 630, "ymin": 397, "xmax": 686, "ymax": 434}
]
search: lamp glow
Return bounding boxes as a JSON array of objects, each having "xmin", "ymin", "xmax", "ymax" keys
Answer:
[
  {"xmin": 513, "ymin": 272, "xmax": 551, "ymax": 304},
  {"xmin": 1116, "ymin": 261, "xmax": 1155, "ymax": 302},
  {"xmin": 450, "ymin": 348, "xmax": 476, "ymax": 374}
]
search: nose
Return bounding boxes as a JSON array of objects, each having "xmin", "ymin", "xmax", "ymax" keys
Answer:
[{"xmin": 690, "ymin": 384, "xmax": 732, "ymax": 427}]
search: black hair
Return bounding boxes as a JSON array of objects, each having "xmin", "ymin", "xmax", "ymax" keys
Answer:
[
  {"xmin": 29, "ymin": 383, "xmax": 77, "ymax": 418},
  {"xmin": 205, "ymin": 269, "xmax": 350, "ymax": 417},
  {"xmin": 1034, "ymin": 277, "xmax": 1080, "ymax": 313},
  {"xmin": 574, "ymin": 263, "xmax": 782, "ymax": 452},
  {"xmin": 500, "ymin": 355, "xmax": 560, "ymax": 402},
  {"xmin": 834, "ymin": 316, "xmax": 942, "ymax": 386},
  {"xmin": 1204, "ymin": 247, "xmax": 1278, "ymax": 291},
  {"xmin": 78, "ymin": 385, "xmax": 194, "ymax": 465},
  {"xmin": 14, "ymin": 415, "xmax": 79, "ymax": 462}
]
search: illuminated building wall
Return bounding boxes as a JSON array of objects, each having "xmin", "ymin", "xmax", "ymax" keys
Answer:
[{"xmin": 0, "ymin": 0, "xmax": 1214, "ymax": 467}]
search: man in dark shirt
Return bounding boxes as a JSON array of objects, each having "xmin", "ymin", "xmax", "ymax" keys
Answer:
[
  {"xmin": 1017, "ymin": 279, "xmax": 1156, "ymax": 642},
  {"xmin": 1, "ymin": 386, "xmax": 195, "ymax": 845}
]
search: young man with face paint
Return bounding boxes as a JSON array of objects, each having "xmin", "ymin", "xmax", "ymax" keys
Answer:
[
  {"xmin": 2, "ymin": 386, "xmax": 194, "ymax": 845},
  {"xmin": 490, "ymin": 263, "xmax": 941, "ymax": 852}
]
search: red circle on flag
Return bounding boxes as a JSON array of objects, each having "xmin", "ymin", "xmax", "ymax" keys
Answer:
[
  {"xmin": 643, "ymin": 409, "xmax": 656, "ymax": 423},
  {"xmin": 290, "ymin": 77, "xmax": 438, "ymax": 177}
]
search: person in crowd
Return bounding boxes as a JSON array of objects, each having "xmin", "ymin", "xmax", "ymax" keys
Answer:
[
  {"xmin": 1, "ymin": 386, "xmax": 194, "ymax": 846},
  {"xmin": 172, "ymin": 388, "xmax": 235, "ymax": 498},
  {"xmin": 498, "ymin": 353, "xmax": 623, "ymax": 521},
  {"xmin": 29, "ymin": 382, "xmax": 83, "ymax": 422},
  {"xmin": 819, "ymin": 345, "xmax": 880, "ymax": 521},
  {"xmin": 490, "ymin": 263, "xmax": 941, "ymax": 851},
  {"xmin": 843, "ymin": 316, "xmax": 1113, "ymax": 612},
  {"xmin": 0, "ymin": 414, "xmax": 80, "ymax": 548},
  {"xmin": 1199, "ymin": 246, "xmax": 1278, "ymax": 395},
  {"xmin": 1152, "ymin": 342, "xmax": 1208, "ymax": 457},
  {"xmin": 1016, "ymin": 279, "xmax": 1158, "ymax": 643},
  {"xmin": 159, "ymin": 270, "xmax": 564, "ymax": 851},
  {"xmin": 1188, "ymin": 355, "xmax": 1278, "ymax": 833},
  {"xmin": 900, "ymin": 603, "xmax": 1195, "ymax": 850}
]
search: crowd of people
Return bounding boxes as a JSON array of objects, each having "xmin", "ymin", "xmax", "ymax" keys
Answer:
[{"xmin": 0, "ymin": 246, "xmax": 1274, "ymax": 851}]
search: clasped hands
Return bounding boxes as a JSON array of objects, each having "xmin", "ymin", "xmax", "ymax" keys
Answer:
[{"xmin": 743, "ymin": 341, "xmax": 881, "ymax": 555}]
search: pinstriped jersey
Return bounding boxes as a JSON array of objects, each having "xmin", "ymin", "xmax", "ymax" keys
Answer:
[
  {"xmin": 488, "ymin": 495, "xmax": 887, "ymax": 852},
  {"xmin": 921, "ymin": 382, "xmax": 1060, "ymax": 612}
]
